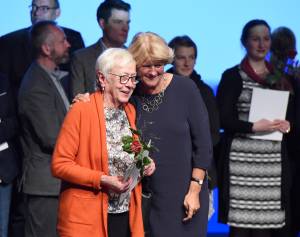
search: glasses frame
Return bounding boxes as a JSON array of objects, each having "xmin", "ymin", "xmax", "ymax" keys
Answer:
[
  {"xmin": 108, "ymin": 73, "xmax": 138, "ymax": 85},
  {"xmin": 29, "ymin": 4, "xmax": 58, "ymax": 13}
]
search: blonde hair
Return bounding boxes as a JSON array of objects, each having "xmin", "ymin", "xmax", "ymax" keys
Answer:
[{"xmin": 128, "ymin": 32, "xmax": 174, "ymax": 67}]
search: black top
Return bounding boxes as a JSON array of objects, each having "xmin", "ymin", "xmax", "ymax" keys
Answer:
[
  {"xmin": 70, "ymin": 39, "xmax": 105, "ymax": 99},
  {"xmin": 295, "ymin": 79, "xmax": 300, "ymax": 135},
  {"xmin": 133, "ymin": 75, "xmax": 212, "ymax": 237},
  {"xmin": 0, "ymin": 73, "xmax": 20, "ymax": 183},
  {"xmin": 216, "ymin": 66, "xmax": 253, "ymax": 134},
  {"xmin": 288, "ymin": 76, "xmax": 300, "ymax": 228}
]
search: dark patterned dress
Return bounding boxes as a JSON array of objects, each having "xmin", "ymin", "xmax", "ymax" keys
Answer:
[{"xmin": 227, "ymin": 68, "xmax": 285, "ymax": 228}]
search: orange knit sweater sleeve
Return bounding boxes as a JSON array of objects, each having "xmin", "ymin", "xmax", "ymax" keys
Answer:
[{"xmin": 51, "ymin": 102, "xmax": 103, "ymax": 190}]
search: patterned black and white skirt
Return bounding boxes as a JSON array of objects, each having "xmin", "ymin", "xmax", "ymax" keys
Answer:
[{"xmin": 227, "ymin": 137, "xmax": 285, "ymax": 229}]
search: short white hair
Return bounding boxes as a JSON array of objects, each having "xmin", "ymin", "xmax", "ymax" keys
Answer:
[{"xmin": 95, "ymin": 48, "xmax": 136, "ymax": 78}]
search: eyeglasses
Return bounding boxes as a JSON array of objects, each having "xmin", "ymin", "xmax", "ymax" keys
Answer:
[
  {"xmin": 29, "ymin": 4, "xmax": 57, "ymax": 13},
  {"xmin": 108, "ymin": 73, "xmax": 138, "ymax": 85}
]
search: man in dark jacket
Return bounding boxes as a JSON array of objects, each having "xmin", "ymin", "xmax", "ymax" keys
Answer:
[
  {"xmin": 0, "ymin": 2, "xmax": 84, "ymax": 236},
  {"xmin": 18, "ymin": 21, "xmax": 70, "ymax": 237},
  {"xmin": 0, "ymin": 0, "xmax": 84, "ymax": 97},
  {"xmin": 70, "ymin": 0, "xmax": 131, "ymax": 99},
  {"xmin": 0, "ymin": 72, "xmax": 20, "ymax": 237}
]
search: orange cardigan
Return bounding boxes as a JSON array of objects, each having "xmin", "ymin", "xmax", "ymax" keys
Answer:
[{"xmin": 52, "ymin": 92, "xmax": 144, "ymax": 237}]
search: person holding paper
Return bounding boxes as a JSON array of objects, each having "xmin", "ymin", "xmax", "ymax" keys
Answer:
[
  {"xmin": 51, "ymin": 48, "xmax": 155, "ymax": 237},
  {"xmin": 216, "ymin": 19, "xmax": 293, "ymax": 237}
]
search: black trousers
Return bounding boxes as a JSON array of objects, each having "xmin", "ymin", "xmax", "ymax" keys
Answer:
[
  {"xmin": 108, "ymin": 212, "xmax": 130, "ymax": 237},
  {"xmin": 24, "ymin": 195, "xmax": 58, "ymax": 237}
]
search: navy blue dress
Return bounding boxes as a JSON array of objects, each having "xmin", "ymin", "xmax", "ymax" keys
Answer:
[{"xmin": 133, "ymin": 75, "xmax": 212, "ymax": 237}]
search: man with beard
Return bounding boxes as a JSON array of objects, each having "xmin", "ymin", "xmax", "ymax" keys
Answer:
[
  {"xmin": 70, "ymin": 0, "xmax": 131, "ymax": 99},
  {"xmin": 18, "ymin": 21, "xmax": 70, "ymax": 237},
  {"xmin": 0, "ymin": 1, "xmax": 83, "ymax": 236}
]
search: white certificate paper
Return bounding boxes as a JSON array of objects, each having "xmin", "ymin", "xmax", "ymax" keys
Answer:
[
  {"xmin": 249, "ymin": 88, "xmax": 289, "ymax": 141},
  {"xmin": 118, "ymin": 163, "xmax": 140, "ymax": 204}
]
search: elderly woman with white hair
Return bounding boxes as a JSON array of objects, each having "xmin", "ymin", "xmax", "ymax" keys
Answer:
[{"xmin": 51, "ymin": 48, "xmax": 155, "ymax": 237}]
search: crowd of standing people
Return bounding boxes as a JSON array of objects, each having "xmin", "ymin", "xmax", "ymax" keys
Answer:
[{"xmin": 0, "ymin": 0, "xmax": 300, "ymax": 237}]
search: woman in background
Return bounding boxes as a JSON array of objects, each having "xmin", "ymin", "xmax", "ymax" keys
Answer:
[
  {"xmin": 270, "ymin": 26, "xmax": 299, "ymax": 237},
  {"xmin": 217, "ymin": 19, "xmax": 293, "ymax": 237}
]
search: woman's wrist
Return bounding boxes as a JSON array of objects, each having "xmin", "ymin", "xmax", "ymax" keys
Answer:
[
  {"xmin": 189, "ymin": 181, "xmax": 201, "ymax": 194},
  {"xmin": 100, "ymin": 174, "xmax": 109, "ymax": 187},
  {"xmin": 191, "ymin": 177, "xmax": 204, "ymax": 186},
  {"xmin": 189, "ymin": 168, "xmax": 206, "ymax": 193}
]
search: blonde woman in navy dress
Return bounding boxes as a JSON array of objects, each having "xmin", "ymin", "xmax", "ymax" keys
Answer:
[{"xmin": 128, "ymin": 32, "xmax": 212, "ymax": 237}]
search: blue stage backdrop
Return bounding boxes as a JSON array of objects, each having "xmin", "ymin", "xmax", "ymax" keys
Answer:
[
  {"xmin": 1, "ymin": 0, "xmax": 300, "ymax": 234},
  {"xmin": 1, "ymin": 0, "xmax": 300, "ymax": 91}
]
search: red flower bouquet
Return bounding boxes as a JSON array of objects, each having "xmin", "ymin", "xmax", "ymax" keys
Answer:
[{"xmin": 122, "ymin": 128, "xmax": 152, "ymax": 176}]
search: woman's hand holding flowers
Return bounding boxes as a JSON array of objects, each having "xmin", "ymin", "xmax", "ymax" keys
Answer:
[
  {"xmin": 122, "ymin": 128, "xmax": 156, "ymax": 177},
  {"xmin": 143, "ymin": 158, "xmax": 156, "ymax": 176}
]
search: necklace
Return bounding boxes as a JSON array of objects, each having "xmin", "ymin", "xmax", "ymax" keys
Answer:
[
  {"xmin": 140, "ymin": 74, "xmax": 168, "ymax": 113},
  {"xmin": 140, "ymin": 90, "xmax": 165, "ymax": 113}
]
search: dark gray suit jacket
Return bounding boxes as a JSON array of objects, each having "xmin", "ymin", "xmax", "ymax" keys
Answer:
[
  {"xmin": 70, "ymin": 39, "xmax": 105, "ymax": 99},
  {"xmin": 0, "ymin": 26, "xmax": 85, "ymax": 96},
  {"xmin": 18, "ymin": 62, "xmax": 67, "ymax": 195}
]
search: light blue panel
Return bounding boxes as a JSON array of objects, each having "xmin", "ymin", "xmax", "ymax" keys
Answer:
[{"xmin": 1, "ymin": 1, "xmax": 300, "ymax": 88}]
